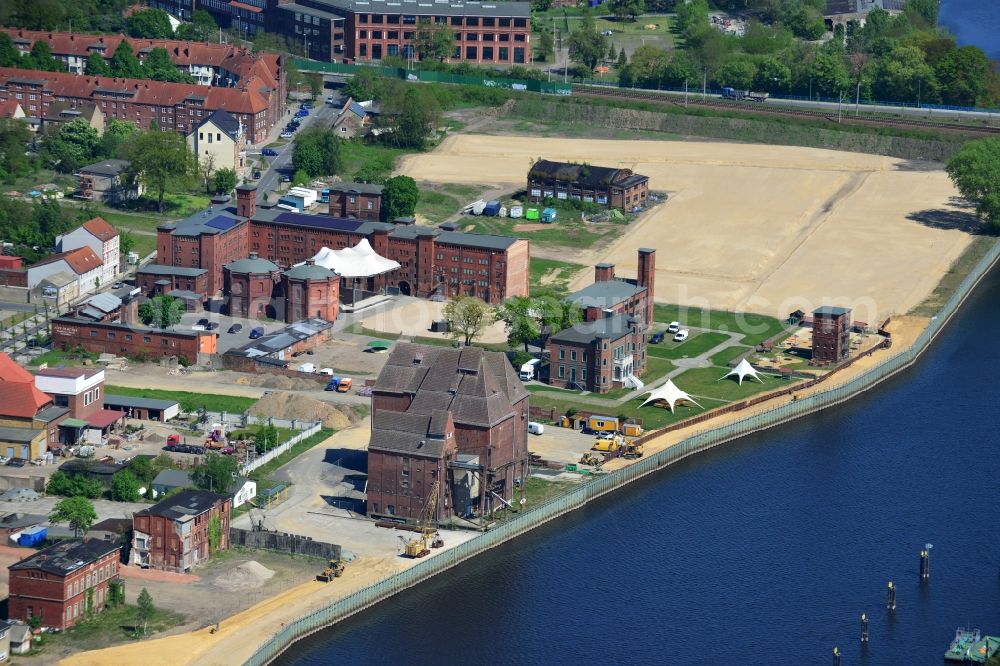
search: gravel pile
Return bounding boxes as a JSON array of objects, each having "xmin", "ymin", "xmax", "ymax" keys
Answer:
[
  {"xmin": 248, "ymin": 391, "xmax": 358, "ymax": 429},
  {"xmin": 212, "ymin": 561, "xmax": 275, "ymax": 591}
]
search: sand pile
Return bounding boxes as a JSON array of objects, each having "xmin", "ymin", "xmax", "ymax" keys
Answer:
[
  {"xmin": 212, "ymin": 561, "xmax": 275, "ymax": 591},
  {"xmin": 248, "ymin": 391, "xmax": 359, "ymax": 429},
  {"xmin": 144, "ymin": 433, "xmax": 165, "ymax": 444}
]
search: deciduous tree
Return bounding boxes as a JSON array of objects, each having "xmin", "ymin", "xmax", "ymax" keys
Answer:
[
  {"xmin": 494, "ymin": 296, "xmax": 540, "ymax": 351},
  {"xmin": 42, "ymin": 119, "xmax": 100, "ymax": 172},
  {"xmin": 443, "ymin": 295, "xmax": 489, "ymax": 346},
  {"xmin": 109, "ymin": 40, "xmax": 143, "ymax": 79},
  {"xmin": 127, "ymin": 8, "xmax": 174, "ymax": 39},
  {"xmin": 191, "ymin": 452, "xmax": 237, "ymax": 493},
  {"xmin": 124, "ymin": 129, "xmax": 192, "ymax": 212},
  {"xmin": 610, "ymin": 0, "xmax": 644, "ymax": 23},
  {"xmin": 136, "ymin": 588, "xmax": 154, "ymax": 636},
  {"xmin": 413, "ymin": 19, "xmax": 455, "ymax": 62},
  {"xmin": 49, "ymin": 496, "xmax": 97, "ymax": 536},
  {"xmin": 111, "ymin": 470, "xmax": 141, "ymax": 502},
  {"xmin": 213, "ymin": 167, "xmax": 237, "ymax": 195},
  {"xmin": 138, "ymin": 295, "xmax": 185, "ymax": 328},
  {"xmin": 28, "ymin": 40, "xmax": 63, "ymax": 72},
  {"xmin": 946, "ymin": 137, "xmax": 1000, "ymax": 230},
  {"xmin": 175, "ymin": 10, "xmax": 218, "ymax": 42},
  {"xmin": 85, "ymin": 51, "xmax": 109, "ymax": 76},
  {"xmin": 380, "ymin": 175, "xmax": 419, "ymax": 221},
  {"xmin": 568, "ymin": 13, "xmax": 607, "ymax": 71}
]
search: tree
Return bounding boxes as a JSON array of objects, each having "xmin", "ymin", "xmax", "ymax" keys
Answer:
[
  {"xmin": 809, "ymin": 51, "xmax": 850, "ymax": 98},
  {"xmin": 443, "ymin": 296, "xmax": 489, "ymax": 346},
  {"xmin": 390, "ymin": 88, "xmax": 440, "ymax": 150},
  {"xmin": 143, "ymin": 47, "xmax": 192, "ymax": 83},
  {"xmin": 537, "ymin": 29, "xmax": 555, "ymax": 63},
  {"xmin": 42, "ymin": 119, "xmax": 100, "ymax": 172},
  {"xmin": 413, "ymin": 19, "xmax": 455, "ymax": 62},
  {"xmin": 610, "ymin": 0, "xmax": 644, "ymax": 23},
  {"xmin": 306, "ymin": 73, "xmax": 323, "ymax": 100},
  {"xmin": 208, "ymin": 515, "xmax": 222, "ymax": 554},
  {"xmin": 621, "ymin": 45, "xmax": 668, "ymax": 88},
  {"xmin": 111, "ymin": 470, "xmax": 141, "ymax": 502},
  {"xmin": 380, "ymin": 175, "xmax": 419, "ymax": 221},
  {"xmin": 127, "ymin": 9, "xmax": 174, "ymax": 39},
  {"xmin": 533, "ymin": 290, "xmax": 582, "ymax": 349},
  {"xmin": 494, "ymin": 295, "xmax": 540, "ymax": 351},
  {"xmin": 85, "ymin": 51, "xmax": 109, "ymax": 76},
  {"xmin": 946, "ymin": 137, "xmax": 1000, "ymax": 230},
  {"xmin": 0, "ymin": 33, "xmax": 19, "ymax": 68},
  {"xmin": 870, "ymin": 45, "xmax": 938, "ymax": 104},
  {"xmin": 138, "ymin": 295, "xmax": 185, "ymax": 328},
  {"xmin": 124, "ymin": 130, "xmax": 192, "ymax": 212},
  {"xmin": 717, "ymin": 58, "xmax": 757, "ymax": 90},
  {"xmin": 568, "ymin": 13, "xmax": 607, "ymax": 71},
  {"xmin": 28, "ymin": 40, "xmax": 63, "ymax": 72},
  {"xmin": 0, "ymin": 118, "xmax": 33, "ymax": 182},
  {"xmin": 292, "ymin": 128, "xmax": 342, "ymax": 177},
  {"xmin": 175, "ymin": 10, "xmax": 218, "ymax": 42},
  {"xmin": 343, "ymin": 68, "xmax": 381, "ymax": 102},
  {"xmin": 936, "ymin": 46, "xmax": 991, "ymax": 107},
  {"xmin": 49, "ymin": 496, "xmax": 97, "ymax": 537},
  {"xmin": 136, "ymin": 588, "xmax": 154, "ymax": 636},
  {"xmin": 617, "ymin": 48, "xmax": 627, "ymax": 69},
  {"xmin": 127, "ymin": 455, "xmax": 156, "ymax": 486},
  {"xmin": 213, "ymin": 167, "xmax": 237, "ymax": 195},
  {"xmin": 109, "ymin": 40, "xmax": 143, "ymax": 79},
  {"xmin": 292, "ymin": 168, "xmax": 309, "ymax": 186},
  {"xmin": 191, "ymin": 452, "xmax": 237, "ymax": 493}
]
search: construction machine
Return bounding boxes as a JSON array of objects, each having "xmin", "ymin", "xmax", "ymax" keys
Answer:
[
  {"xmin": 622, "ymin": 440, "xmax": 644, "ymax": 459},
  {"xmin": 592, "ymin": 434, "xmax": 624, "ymax": 453},
  {"xmin": 403, "ymin": 479, "xmax": 441, "ymax": 558},
  {"xmin": 316, "ymin": 559, "xmax": 346, "ymax": 582},
  {"xmin": 579, "ymin": 452, "xmax": 603, "ymax": 468}
]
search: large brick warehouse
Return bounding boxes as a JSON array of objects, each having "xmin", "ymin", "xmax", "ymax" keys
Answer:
[{"xmin": 152, "ymin": 186, "xmax": 529, "ymax": 305}]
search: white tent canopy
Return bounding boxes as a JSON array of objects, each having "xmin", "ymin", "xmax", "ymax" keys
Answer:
[
  {"xmin": 306, "ymin": 239, "xmax": 400, "ymax": 278},
  {"xmin": 723, "ymin": 358, "xmax": 764, "ymax": 385},
  {"xmin": 639, "ymin": 379, "xmax": 702, "ymax": 413}
]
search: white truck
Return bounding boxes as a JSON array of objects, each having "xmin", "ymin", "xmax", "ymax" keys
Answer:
[
  {"xmin": 519, "ymin": 358, "xmax": 541, "ymax": 381},
  {"xmin": 297, "ymin": 362, "xmax": 316, "ymax": 373}
]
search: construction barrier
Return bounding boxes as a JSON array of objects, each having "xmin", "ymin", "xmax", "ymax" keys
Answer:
[{"xmin": 245, "ymin": 238, "xmax": 1000, "ymax": 666}]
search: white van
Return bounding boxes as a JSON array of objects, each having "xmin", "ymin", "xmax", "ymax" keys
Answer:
[
  {"xmin": 297, "ymin": 362, "xmax": 316, "ymax": 373},
  {"xmin": 519, "ymin": 358, "xmax": 541, "ymax": 381},
  {"xmin": 528, "ymin": 422, "xmax": 544, "ymax": 435}
]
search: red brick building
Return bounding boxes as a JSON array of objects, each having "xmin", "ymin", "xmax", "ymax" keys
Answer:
[
  {"xmin": 569, "ymin": 248, "xmax": 656, "ymax": 327},
  {"xmin": 223, "ymin": 254, "xmax": 282, "ymax": 319},
  {"xmin": 132, "ymin": 490, "xmax": 231, "ymax": 572},
  {"xmin": 811, "ymin": 306, "xmax": 852, "ymax": 364},
  {"xmin": 368, "ymin": 343, "xmax": 529, "ymax": 523},
  {"xmin": 153, "ymin": 187, "xmax": 529, "ymax": 305},
  {"xmin": 50, "ymin": 317, "xmax": 217, "ymax": 364},
  {"xmin": 547, "ymin": 314, "xmax": 648, "ymax": 394},
  {"xmin": 527, "ymin": 160, "xmax": 650, "ymax": 211},
  {"xmin": 327, "ymin": 182, "xmax": 382, "ymax": 220},
  {"xmin": 281, "ymin": 263, "xmax": 341, "ymax": 322},
  {"xmin": 136, "ymin": 265, "xmax": 210, "ymax": 299},
  {"xmin": 8, "ymin": 539, "xmax": 121, "ymax": 630}
]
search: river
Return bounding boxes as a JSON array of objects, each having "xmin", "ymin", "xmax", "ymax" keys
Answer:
[
  {"xmin": 284, "ymin": 268, "xmax": 1000, "ymax": 665},
  {"xmin": 938, "ymin": 0, "xmax": 1000, "ymax": 63}
]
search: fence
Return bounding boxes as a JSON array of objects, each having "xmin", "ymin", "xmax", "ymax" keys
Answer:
[
  {"xmin": 198, "ymin": 411, "xmax": 319, "ymax": 431},
  {"xmin": 240, "ymin": 422, "xmax": 322, "ymax": 476},
  {"xmin": 246, "ymin": 240, "xmax": 1000, "ymax": 666}
]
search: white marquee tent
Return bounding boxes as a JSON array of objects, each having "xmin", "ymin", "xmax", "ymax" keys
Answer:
[
  {"xmin": 639, "ymin": 379, "xmax": 702, "ymax": 413},
  {"xmin": 723, "ymin": 358, "xmax": 764, "ymax": 385},
  {"xmin": 306, "ymin": 239, "xmax": 400, "ymax": 278}
]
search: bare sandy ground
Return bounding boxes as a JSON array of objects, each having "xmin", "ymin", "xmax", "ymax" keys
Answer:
[
  {"xmin": 399, "ymin": 135, "xmax": 973, "ymax": 321},
  {"xmin": 360, "ymin": 297, "xmax": 509, "ymax": 343}
]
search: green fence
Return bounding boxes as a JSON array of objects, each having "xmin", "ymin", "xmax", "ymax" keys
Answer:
[
  {"xmin": 291, "ymin": 58, "xmax": 572, "ymax": 95},
  {"xmin": 246, "ymin": 238, "xmax": 1000, "ymax": 666}
]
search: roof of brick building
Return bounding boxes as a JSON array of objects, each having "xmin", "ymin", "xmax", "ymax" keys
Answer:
[
  {"xmin": 9, "ymin": 538, "xmax": 119, "ymax": 575},
  {"xmin": 0, "ymin": 353, "xmax": 53, "ymax": 419},
  {"xmin": 82, "ymin": 217, "xmax": 118, "ymax": 242}
]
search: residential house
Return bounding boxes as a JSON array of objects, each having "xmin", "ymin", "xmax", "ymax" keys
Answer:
[
  {"xmin": 26, "ymin": 246, "xmax": 103, "ymax": 298},
  {"xmin": 132, "ymin": 490, "xmax": 231, "ymax": 572},
  {"xmin": 547, "ymin": 314, "xmax": 647, "ymax": 394},
  {"xmin": 7, "ymin": 539, "xmax": 122, "ymax": 630},
  {"xmin": 74, "ymin": 159, "xmax": 141, "ymax": 205},
  {"xmin": 527, "ymin": 159, "xmax": 649, "ymax": 211},
  {"xmin": 368, "ymin": 343, "xmax": 530, "ymax": 523},
  {"xmin": 56, "ymin": 217, "xmax": 120, "ymax": 285},
  {"xmin": 41, "ymin": 102, "xmax": 104, "ymax": 135},
  {"xmin": 0, "ymin": 619, "xmax": 11, "ymax": 662},
  {"xmin": 151, "ymin": 469, "xmax": 192, "ymax": 497},
  {"xmin": 229, "ymin": 477, "xmax": 257, "ymax": 509},
  {"xmin": 34, "ymin": 366, "xmax": 124, "ymax": 445},
  {"xmin": 187, "ymin": 109, "xmax": 247, "ymax": 175},
  {"xmin": 0, "ymin": 353, "xmax": 67, "ymax": 458},
  {"xmin": 332, "ymin": 98, "xmax": 376, "ymax": 139},
  {"xmin": 328, "ymin": 182, "xmax": 382, "ymax": 220}
]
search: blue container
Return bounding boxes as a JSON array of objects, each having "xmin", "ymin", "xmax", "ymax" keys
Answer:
[
  {"xmin": 19, "ymin": 526, "xmax": 46, "ymax": 547},
  {"xmin": 483, "ymin": 201, "xmax": 502, "ymax": 216}
]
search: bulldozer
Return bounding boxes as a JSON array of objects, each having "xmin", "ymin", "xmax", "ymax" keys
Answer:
[
  {"xmin": 403, "ymin": 479, "xmax": 441, "ymax": 559},
  {"xmin": 316, "ymin": 559, "xmax": 346, "ymax": 582}
]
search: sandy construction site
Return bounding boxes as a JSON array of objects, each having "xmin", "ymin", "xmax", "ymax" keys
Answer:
[{"xmin": 399, "ymin": 135, "xmax": 974, "ymax": 321}]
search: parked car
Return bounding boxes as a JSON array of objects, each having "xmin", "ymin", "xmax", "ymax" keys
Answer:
[
  {"xmin": 112, "ymin": 281, "xmax": 123, "ymax": 289},
  {"xmin": 6, "ymin": 458, "xmax": 26, "ymax": 467},
  {"xmin": 295, "ymin": 109, "xmax": 309, "ymax": 117},
  {"xmin": 601, "ymin": 29, "xmax": 613, "ymax": 35},
  {"xmin": 281, "ymin": 174, "xmax": 291, "ymax": 182},
  {"xmin": 326, "ymin": 95, "xmax": 335, "ymax": 104},
  {"xmin": 249, "ymin": 326, "xmax": 265, "ymax": 339},
  {"xmin": 253, "ymin": 170, "xmax": 262, "ymax": 179},
  {"xmin": 228, "ymin": 323, "xmax": 243, "ymax": 334},
  {"xmin": 667, "ymin": 321, "xmax": 681, "ymax": 333},
  {"xmin": 673, "ymin": 329, "xmax": 690, "ymax": 342},
  {"xmin": 280, "ymin": 131, "xmax": 294, "ymax": 139},
  {"xmin": 528, "ymin": 422, "xmax": 544, "ymax": 435},
  {"xmin": 262, "ymin": 147, "xmax": 278, "ymax": 156},
  {"xmin": 650, "ymin": 332, "xmax": 665, "ymax": 344},
  {"xmin": 205, "ymin": 322, "xmax": 219, "ymax": 331},
  {"xmin": 197, "ymin": 318, "xmax": 210, "ymax": 327}
]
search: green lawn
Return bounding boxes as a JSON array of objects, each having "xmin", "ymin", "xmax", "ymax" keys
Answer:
[
  {"xmin": 647, "ymin": 331, "xmax": 731, "ymax": 360},
  {"xmin": 32, "ymin": 603, "xmax": 184, "ymax": 653},
  {"xmin": 416, "ymin": 189, "xmax": 463, "ymax": 223},
  {"xmin": 339, "ymin": 141, "xmax": 413, "ymax": 182},
  {"xmin": 669, "ymin": 366, "xmax": 787, "ymax": 402},
  {"xmin": 29, "ymin": 349, "xmax": 99, "ymax": 367},
  {"xmin": 653, "ymin": 304, "xmax": 788, "ymax": 347},
  {"xmin": 467, "ymin": 215, "xmax": 620, "ymax": 249},
  {"xmin": 709, "ymin": 344, "xmax": 752, "ymax": 367},
  {"xmin": 105, "ymin": 386, "xmax": 257, "ymax": 414},
  {"xmin": 529, "ymin": 257, "xmax": 587, "ymax": 293}
]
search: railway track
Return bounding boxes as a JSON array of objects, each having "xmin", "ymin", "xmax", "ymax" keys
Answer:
[{"xmin": 574, "ymin": 85, "xmax": 1000, "ymax": 137}]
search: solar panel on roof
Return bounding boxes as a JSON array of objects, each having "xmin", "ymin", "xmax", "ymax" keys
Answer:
[
  {"xmin": 205, "ymin": 215, "xmax": 238, "ymax": 231},
  {"xmin": 274, "ymin": 212, "xmax": 365, "ymax": 232}
]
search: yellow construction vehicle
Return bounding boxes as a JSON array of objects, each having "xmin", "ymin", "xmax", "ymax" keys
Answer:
[
  {"xmin": 403, "ymin": 479, "xmax": 440, "ymax": 558},
  {"xmin": 316, "ymin": 559, "xmax": 345, "ymax": 582},
  {"xmin": 579, "ymin": 452, "xmax": 603, "ymax": 467},
  {"xmin": 591, "ymin": 433, "xmax": 624, "ymax": 452},
  {"xmin": 622, "ymin": 440, "xmax": 644, "ymax": 459}
]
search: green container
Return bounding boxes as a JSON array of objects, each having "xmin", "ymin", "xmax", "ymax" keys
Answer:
[
  {"xmin": 525, "ymin": 208, "xmax": 540, "ymax": 221},
  {"xmin": 564, "ymin": 463, "xmax": 577, "ymax": 472}
]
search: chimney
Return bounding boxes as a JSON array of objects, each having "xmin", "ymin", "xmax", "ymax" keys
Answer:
[
  {"xmin": 637, "ymin": 248, "xmax": 656, "ymax": 326},
  {"xmin": 594, "ymin": 263, "xmax": 614, "ymax": 283},
  {"xmin": 235, "ymin": 184, "xmax": 257, "ymax": 219}
]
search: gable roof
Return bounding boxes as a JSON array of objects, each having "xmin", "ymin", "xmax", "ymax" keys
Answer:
[
  {"xmin": 33, "ymin": 246, "xmax": 103, "ymax": 276},
  {"xmin": 78, "ymin": 159, "xmax": 129, "ymax": 177},
  {"xmin": 81, "ymin": 217, "xmax": 118, "ymax": 242},
  {"xmin": 199, "ymin": 109, "xmax": 243, "ymax": 138},
  {"xmin": 369, "ymin": 408, "xmax": 452, "ymax": 457},
  {"xmin": 528, "ymin": 159, "xmax": 645, "ymax": 189},
  {"xmin": 0, "ymin": 353, "xmax": 52, "ymax": 418},
  {"xmin": 0, "ymin": 99, "xmax": 24, "ymax": 118},
  {"xmin": 9, "ymin": 538, "xmax": 119, "ymax": 576},
  {"xmin": 152, "ymin": 469, "xmax": 193, "ymax": 489},
  {"xmin": 550, "ymin": 314, "xmax": 639, "ymax": 345}
]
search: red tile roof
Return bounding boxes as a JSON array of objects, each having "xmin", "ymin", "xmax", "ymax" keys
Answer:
[
  {"xmin": 0, "ymin": 353, "xmax": 53, "ymax": 419},
  {"xmin": 0, "ymin": 67, "xmax": 270, "ymax": 116},
  {"xmin": 32, "ymin": 246, "xmax": 103, "ymax": 276},
  {"xmin": 0, "ymin": 99, "xmax": 22, "ymax": 118},
  {"xmin": 88, "ymin": 410, "xmax": 124, "ymax": 429},
  {"xmin": 81, "ymin": 217, "xmax": 118, "ymax": 243}
]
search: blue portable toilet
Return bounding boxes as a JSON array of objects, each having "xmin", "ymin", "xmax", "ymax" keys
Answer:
[
  {"xmin": 19, "ymin": 525, "xmax": 46, "ymax": 547},
  {"xmin": 483, "ymin": 200, "xmax": 502, "ymax": 216},
  {"xmin": 541, "ymin": 207, "xmax": 557, "ymax": 223}
]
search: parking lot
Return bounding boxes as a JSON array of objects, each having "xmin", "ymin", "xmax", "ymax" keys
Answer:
[
  {"xmin": 527, "ymin": 423, "xmax": 597, "ymax": 467},
  {"xmin": 176, "ymin": 311, "xmax": 287, "ymax": 354}
]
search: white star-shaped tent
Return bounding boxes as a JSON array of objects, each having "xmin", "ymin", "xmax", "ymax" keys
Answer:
[
  {"xmin": 723, "ymin": 358, "xmax": 764, "ymax": 385},
  {"xmin": 639, "ymin": 379, "xmax": 702, "ymax": 413}
]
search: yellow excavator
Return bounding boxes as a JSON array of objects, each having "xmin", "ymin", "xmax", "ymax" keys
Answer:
[{"xmin": 403, "ymin": 479, "xmax": 442, "ymax": 558}]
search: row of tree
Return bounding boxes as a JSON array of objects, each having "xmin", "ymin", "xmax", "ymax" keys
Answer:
[
  {"xmin": 342, "ymin": 69, "xmax": 444, "ymax": 149},
  {"xmin": 607, "ymin": 0, "xmax": 1000, "ymax": 108}
]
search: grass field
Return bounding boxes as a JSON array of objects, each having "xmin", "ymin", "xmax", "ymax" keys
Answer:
[
  {"xmin": 29, "ymin": 349, "xmax": 99, "ymax": 367},
  {"xmin": 105, "ymin": 386, "xmax": 257, "ymax": 414},
  {"xmin": 32, "ymin": 603, "xmax": 184, "ymax": 654},
  {"xmin": 647, "ymin": 331, "xmax": 731, "ymax": 360},
  {"xmin": 529, "ymin": 257, "xmax": 587, "ymax": 293},
  {"xmin": 465, "ymin": 214, "xmax": 621, "ymax": 249},
  {"xmin": 414, "ymin": 183, "xmax": 487, "ymax": 223},
  {"xmin": 653, "ymin": 305, "xmax": 788, "ymax": 347},
  {"xmin": 340, "ymin": 141, "xmax": 413, "ymax": 182},
  {"xmin": 709, "ymin": 344, "xmax": 752, "ymax": 367}
]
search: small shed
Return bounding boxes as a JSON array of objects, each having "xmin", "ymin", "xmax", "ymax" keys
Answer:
[
  {"xmin": 471, "ymin": 201, "xmax": 486, "ymax": 215},
  {"xmin": 230, "ymin": 477, "xmax": 257, "ymax": 509},
  {"xmin": 17, "ymin": 525, "xmax": 46, "ymax": 547},
  {"xmin": 509, "ymin": 206, "xmax": 523, "ymax": 219},
  {"xmin": 151, "ymin": 469, "xmax": 192, "ymax": 496},
  {"xmin": 9, "ymin": 623, "xmax": 30, "ymax": 655},
  {"xmin": 483, "ymin": 200, "xmax": 502, "ymax": 216},
  {"xmin": 498, "ymin": 206, "xmax": 508, "ymax": 218},
  {"xmin": 525, "ymin": 208, "xmax": 540, "ymax": 221},
  {"xmin": 541, "ymin": 207, "xmax": 558, "ymax": 223}
]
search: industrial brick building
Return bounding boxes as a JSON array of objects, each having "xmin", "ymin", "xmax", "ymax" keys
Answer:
[
  {"xmin": 50, "ymin": 317, "xmax": 217, "ymax": 364},
  {"xmin": 569, "ymin": 248, "xmax": 656, "ymax": 328},
  {"xmin": 811, "ymin": 306, "xmax": 852, "ymax": 364},
  {"xmin": 527, "ymin": 160, "xmax": 650, "ymax": 211},
  {"xmin": 152, "ymin": 186, "xmax": 529, "ymax": 305},
  {"xmin": 327, "ymin": 182, "xmax": 382, "ymax": 220},
  {"xmin": 367, "ymin": 343, "xmax": 529, "ymax": 523},
  {"xmin": 8, "ymin": 539, "xmax": 122, "ymax": 630},
  {"xmin": 0, "ymin": 31, "xmax": 286, "ymax": 144},
  {"xmin": 132, "ymin": 490, "xmax": 231, "ymax": 572},
  {"xmin": 547, "ymin": 314, "xmax": 648, "ymax": 393}
]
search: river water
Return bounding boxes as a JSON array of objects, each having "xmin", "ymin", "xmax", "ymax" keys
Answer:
[
  {"xmin": 938, "ymin": 0, "xmax": 1000, "ymax": 63},
  {"xmin": 286, "ymin": 264, "xmax": 1000, "ymax": 665}
]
